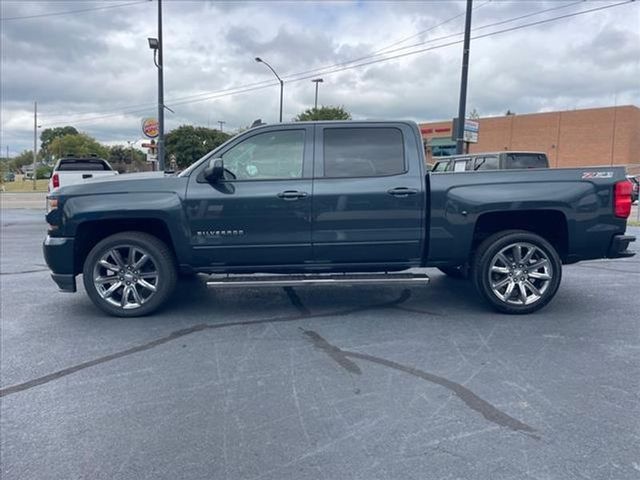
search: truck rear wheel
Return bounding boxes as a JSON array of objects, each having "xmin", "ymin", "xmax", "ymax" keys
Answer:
[
  {"xmin": 82, "ymin": 232, "xmax": 177, "ymax": 317},
  {"xmin": 471, "ymin": 230, "xmax": 562, "ymax": 314}
]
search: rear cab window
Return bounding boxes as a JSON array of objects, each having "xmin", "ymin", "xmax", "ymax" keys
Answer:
[
  {"xmin": 473, "ymin": 155, "xmax": 498, "ymax": 170},
  {"xmin": 56, "ymin": 159, "xmax": 112, "ymax": 171},
  {"xmin": 322, "ymin": 128, "xmax": 405, "ymax": 177},
  {"xmin": 505, "ymin": 153, "xmax": 548, "ymax": 169}
]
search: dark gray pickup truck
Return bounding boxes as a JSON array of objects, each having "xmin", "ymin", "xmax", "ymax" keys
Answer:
[{"xmin": 44, "ymin": 121, "xmax": 635, "ymax": 317}]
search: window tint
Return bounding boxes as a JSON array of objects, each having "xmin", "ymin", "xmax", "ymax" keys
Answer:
[
  {"xmin": 323, "ymin": 128, "xmax": 404, "ymax": 177},
  {"xmin": 57, "ymin": 159, "xmax": 111, "ymax": 171},
  {"xmin": 505, "ymin": 154, "xmax": 548, "ymax": 169},
  {"xmin": 222, "ymin": 130, "xmax": 305, "ymax": 180},
  {"xmin": 474, "ymin": 156, "xmax": 498, "ymax": 170}
]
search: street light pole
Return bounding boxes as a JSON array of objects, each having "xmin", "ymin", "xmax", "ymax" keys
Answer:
[
  {"xmin": 157, "ymin": 0, "xmax": 165, "ymax": 171},
  {"xmin": 311, "ymin": 78, "xmax": 323, "ymax": 112},
  {"xmin": 32, "ymin": 101, "xmax": 37, "ymax": 191},
  {"xmin": 455, "ymin": 0, "xmax": 473, "ymax": 155},
  {"xmin": 218, "ymin": 121, "xmax": 226, "ymax": 132},
  {"xmin": 255, "ymin": 57, "xmax": 283, "ymax": 122}
]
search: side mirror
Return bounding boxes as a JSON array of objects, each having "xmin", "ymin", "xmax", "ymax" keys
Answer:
[{"xmin": 203, "ymin": 158, "xmax": 224, "ymax": 182}]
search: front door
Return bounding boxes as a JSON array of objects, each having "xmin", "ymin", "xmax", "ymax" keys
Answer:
[
  {"xmin": 185, "ymin": 126, "xmax": 314, "ymax": 268},
  {"xmin": 311, "ymin": 124, "xmax": 425, "ymax": 265}
]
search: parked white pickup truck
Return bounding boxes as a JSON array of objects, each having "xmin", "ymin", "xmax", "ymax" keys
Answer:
[{"xmin": 48, "ymin": 156, "xmax": 118, "ymax": 192}]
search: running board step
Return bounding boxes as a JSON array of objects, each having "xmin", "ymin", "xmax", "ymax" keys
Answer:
[{"xmin": 205, "ymin": 272, "xmax": 430, "ymax": 288}]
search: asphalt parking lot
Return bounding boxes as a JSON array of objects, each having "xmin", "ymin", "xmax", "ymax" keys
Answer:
[{"xmin": 1, "ymin": 208, "xmax": 639, "ymax": 480}]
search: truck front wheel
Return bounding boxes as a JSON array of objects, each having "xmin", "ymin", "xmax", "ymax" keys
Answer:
[
  {"xmin": 471, "ymin": 230, "xmax": 562, "ymax": 314},
  {"xmin": 82, "ymin": 232, "xmax": 177, "ymax": 317}
]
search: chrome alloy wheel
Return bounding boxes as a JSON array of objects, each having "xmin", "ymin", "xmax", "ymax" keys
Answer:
[
  {"xmin": 93, "ymin": 245, "xmax": 159, "ymax": 310},
  {"xmin": 488, "ymin": 242, "xmax": 553, "ymax": 306}
]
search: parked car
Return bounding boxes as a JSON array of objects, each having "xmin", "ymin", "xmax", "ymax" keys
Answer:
[
  {"xmin": 48, "ymin": 156, "xmax": 118, "ymax": 192},
  {"xmin": 44, "ymin": 121, "xmax": 635, "ymax": 317},
  {"xmin": 3, "ymin": 172, "xmax": 15, "ymax": 182},
  {"xmin": 432, "ymin": 151, "xmax": 549, "ymax": 173},
  {"xmin": 627, "ymin": 175, "xmax": 639, "ymax": 203}
]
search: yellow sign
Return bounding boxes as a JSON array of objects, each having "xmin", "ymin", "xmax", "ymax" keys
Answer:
[{"xmin": 142, "ymin": 117, "xmax": 159, "ymax": 138}]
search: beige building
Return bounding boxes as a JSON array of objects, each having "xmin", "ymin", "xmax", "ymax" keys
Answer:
[{"xmin": 420, "ymin": 105, "xmax": 640, "ymax": 175}]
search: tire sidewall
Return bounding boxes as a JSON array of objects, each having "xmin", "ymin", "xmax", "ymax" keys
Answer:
[
  {"xmin": 473, "ymin": 231, "xmax": 562, "ymax": 314},
  {"xmin": 82, "ymin": 233, "xmax": 176, "ymax": 317}
]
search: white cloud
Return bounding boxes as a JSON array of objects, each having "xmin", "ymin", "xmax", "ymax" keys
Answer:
[{"xmin": 1, "ymin": 0, "xmax": 638, "ymax": 154}]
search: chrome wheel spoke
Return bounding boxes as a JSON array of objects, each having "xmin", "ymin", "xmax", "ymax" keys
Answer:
[
  {"xmin": 528, "ymin": 271, "xmax": 551, "ymax": 280},
  {"xmin": 491, "ymin": 265, "xmax": 510, "ymax": 274},
  {"xmin": 121, "ymin": 286, "xmax": 130, "ymax": 307},
  {"xmin": 528, "ymin": 259, "xmax": 548, "ymax": 270},
  {"xmin": 496, "ymin": 252, "xmax": 511, "ymax": 267},
  {"xmin": 110, "ymin": 249, "xmax": 126, "ymax": 268},
  {"xmin": 95, "ymin": 275, "xmax": 118, "ymax": 284},
  {"xmin": 504, "ymin": 281, "xmax": 515, "ymax": 299},
  {"xmin": 133, "ymin": 254, "xmax": 149, "ymax": 270},
  {"xmin": 137, "ymin": 278, "xmax": 157, "ymax": 292},
  {"xmin": 524, "ymin": 280, "xmax": 541, "ymax": 297},
  {"xmin": 518, "ymin": 283, "xmax": 528, "ymax": 304},
  {"xmin": 99, "ymin": 259, "xmax": 119, "ymax": 271},
  {"xmin": 127, "ymin": 247, "xmax": 136, "ymax": 265},
  {"xmin": 522, "ymin": 246, "xmax": 536, "ymax": 264},
  {"xmin": 130, "ymin": 285, "xmax": 143, "ymax": 305},
  {"xmin": 513, "ymin": 244, "xmax": 523, "ymax": 263},
  {"xmin": 492, "ymin": 277, "xmax": 511, "ymax": 289},
  {"xmin": 139, "ymin": 270, "xmax": 158, "ymax": 278},
  {"xmin": 103, "ymin": 281, "xmax": 122, "ymax": 298}
]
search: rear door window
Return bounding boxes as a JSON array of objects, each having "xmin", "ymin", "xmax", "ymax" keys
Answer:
[
  {"xmin": 505, "ymin": 154, "xmax": 548, "ymax": 169},
  {"xmin": 323, "ymin": 128, "xmax": 405, "ymax": 177},
  {"xmin": 56, "ymin": 159, "xmax": 111, "ymax": 171}
]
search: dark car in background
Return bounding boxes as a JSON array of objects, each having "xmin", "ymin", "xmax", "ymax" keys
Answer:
[{"xmin": 432, "ymin": 151, "xmax": 549, "ymax": 173}]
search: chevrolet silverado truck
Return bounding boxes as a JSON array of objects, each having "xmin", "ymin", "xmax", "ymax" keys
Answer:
[{"xmin": 43, "ymin": 121, "xmax": 636, "ymax": 317}]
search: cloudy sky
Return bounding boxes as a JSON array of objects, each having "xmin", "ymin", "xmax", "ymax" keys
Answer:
[{"xmin": 1, "ymin": 0, "xmax": 639, "ymax": 154}]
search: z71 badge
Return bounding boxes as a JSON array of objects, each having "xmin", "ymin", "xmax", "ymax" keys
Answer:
[{"xmin": 582, "ymin": 171, "xmax": 613, "ymax": 179}]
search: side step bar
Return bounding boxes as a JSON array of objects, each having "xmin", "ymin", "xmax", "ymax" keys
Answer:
[{"xmin": 205, "ymin": 272, "xmax": 430, "ymax": 288}]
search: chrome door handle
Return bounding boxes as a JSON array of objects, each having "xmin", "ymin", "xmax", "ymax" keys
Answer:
[
  {"xmin": 387, "ymin": 187, "xmax": 418, "ymax": 197},
  {"xmin": 277, "ymin": 190, "xmax": 308, "ymax": 200}
]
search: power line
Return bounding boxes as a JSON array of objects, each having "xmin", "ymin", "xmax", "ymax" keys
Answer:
[
  {"xmin": 0, "ymin": 0, "xmax": 150, "ymax": 22},
  {"xmin": 41, "ymin": 0, "xmax": 580, "ymax": 122},
  {"xmin": 43, "ymin": 0, "xmax": 636, "ymax": 127}
]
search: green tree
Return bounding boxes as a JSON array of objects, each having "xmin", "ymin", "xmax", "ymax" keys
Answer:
[
  {"xmin": 165, "ymin": 125, "xmax": 231, "ymax": 168},
  {"xmin": 48, "ymin": 133, "xmax": 109, "ymax": 160},
  {"xmin": 108, "ymin": 145, "xmax": 148, "ymax": 173},
  {"xmin": 9, "ymin": 150, "xmax": 35, "ymax": 172},
  {"xmin": 40, "ymin": 126, "xmax": 79, "ymax": 158},
  {"xmin": 295, "ymin": 105, "xmax": 351, "ymax": 121},
  {"xmin": 35, "ymin": 165, "xmax": 52, "ymax": 179}
]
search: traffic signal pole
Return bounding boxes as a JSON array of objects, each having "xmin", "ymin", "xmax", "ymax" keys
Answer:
[{"xmin": 455, "ymin": 0, "xmax": 473, "ymax": 155}]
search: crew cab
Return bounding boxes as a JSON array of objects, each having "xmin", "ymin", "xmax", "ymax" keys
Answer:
[
  {"xmin": 48, "ymin": 156, "xmax": 118, "ymax": 192},
  {"xmin": 432, "ymin": 151, "xmax": 549, "ymax": 173},
  {"xmin": 43, "ymin": 121, "xmax": 635, "ymax": 317}
]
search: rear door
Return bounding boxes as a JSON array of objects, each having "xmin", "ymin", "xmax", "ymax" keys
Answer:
[
  {"xmin": 185, "ymin": 125, "xmax": 314, "ymax": 267},
  {"xmin": 311, "ymin": 123, "xmax": 425, "ymax": 265}
]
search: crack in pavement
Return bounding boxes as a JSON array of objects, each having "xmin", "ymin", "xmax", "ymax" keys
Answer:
[
  {"xmin": 0, "ymin": 268, "xmax": 50, "ymax": 276},
  {"xmin": 283, "ymin": 287, "xmax": 310, "ymax": 315},
  {"xmin": 0, "ymin": 290, "xmax": 412, "ymax": 398},
  {"xmin": 301, "ymin": 329, "xmax": 539, "ymax": 438}
]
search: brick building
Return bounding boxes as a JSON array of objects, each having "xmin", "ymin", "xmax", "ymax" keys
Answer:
[{"xmin": 420, "ymin": 105, "xmax": 640, "ymax": 175}]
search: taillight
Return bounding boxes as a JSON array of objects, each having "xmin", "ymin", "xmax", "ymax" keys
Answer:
[
  {"xmin": 52, "ymin": 173, "xmax": 59, "ymax": 189},
  {"xmin": 614, "ymin": 180, "xmax": 632, "ymax": 218}
]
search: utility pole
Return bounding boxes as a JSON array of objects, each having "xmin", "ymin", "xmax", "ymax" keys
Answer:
[
  {"xmin": 157, "ymin": 0, "xmax": 165, "ymax": 171},
  {"xmin": 312, "ymin": 78, "xmax": 323, "ymax": 111},
  {"xmin": 218, "ymin": 121, "xmax": 226, "ymax": 132},
  {"xmin": 455, "ymin": 0, "xmax": 473, "ymax": 155},
  {"xmin": 32, "ymin": 101, "xmax": 37, "ymax": 191}
]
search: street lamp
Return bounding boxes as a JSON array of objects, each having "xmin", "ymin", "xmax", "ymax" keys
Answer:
[
  {"xmin": 255, "ymin": 57, "xmax": 283, "ymax": 123},
  {"xmin": 311, "ymin": 78, "xmax": 323, "ymax": 112},
  {"xmin": 147, "ymin": 0, "xmax": 165, "ymax": 170}
]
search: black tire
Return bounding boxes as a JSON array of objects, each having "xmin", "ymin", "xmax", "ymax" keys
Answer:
[
  {"xmin": 82, "ymin": 232, "xmax": 177, "ymax": 317},
  {"xmin": 437, "ymin": 265, "xmax": 469, "ymax": 279},
  {"xmin": 471, "ymin": 230, "xmax": 562, "ymax": 314}
]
